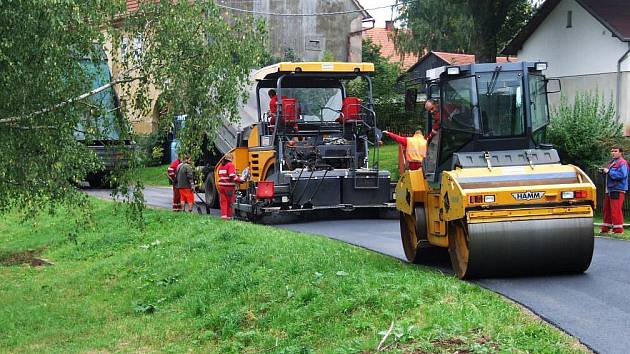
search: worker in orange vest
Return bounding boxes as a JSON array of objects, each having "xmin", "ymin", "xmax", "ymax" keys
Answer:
[{"xmin": 382, "ymin": 130, "xmax": 427, "ymax": 170}]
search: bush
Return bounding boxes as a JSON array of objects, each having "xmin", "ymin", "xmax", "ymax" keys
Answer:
[
  {"xmin": 135, "ymin": 131, "xmax": 168, "ymax": 167},
  {"xmin": 547, "ymin": 92, "xmax": 623, "ymax": 169}
]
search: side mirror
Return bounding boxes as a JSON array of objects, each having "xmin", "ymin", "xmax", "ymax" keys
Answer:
[
  {"xmin": 427, "ymin": 83, "xmax": 440, "ymax": 100},
  {"xmin": 405, "ymin": 88, "xmax": 417, "ymax": 112},
  {"xmin": 546, "ymin": 78, "xmax": 561, "ymax": 94}
]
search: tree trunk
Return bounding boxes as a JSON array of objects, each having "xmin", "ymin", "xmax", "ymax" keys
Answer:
[{"xmin": 467, "ymin": 0, "xmax": 512, "ymax": 63}]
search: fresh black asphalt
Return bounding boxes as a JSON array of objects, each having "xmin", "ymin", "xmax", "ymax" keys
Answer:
[{"xmin": 88, "ymin": 187, "xmax": 630, "ymax": 354}]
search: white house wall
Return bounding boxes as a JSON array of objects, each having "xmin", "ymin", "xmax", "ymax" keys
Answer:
[
  {"xmin": 517, "ymin": 0, "xmax": 630, "ymax": 134},
  {"xmin": 518, "ymin": 0, "xmax": 630, "ymax": 77}
]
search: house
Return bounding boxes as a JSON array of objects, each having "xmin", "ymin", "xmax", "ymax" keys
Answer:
[
  {"xmin": 402, "ymin": 51, "xmax": 515, "ymax": 97},
  {"xmin": 363, "ymin": 21, "xmax": 420, "ymax": 70},
  {"xmin": 502, "ymin": 0, "xmax": 630, "ymax": 134},
  {"xmin": 221, "ymin": 0, "xmax": 371, "ymax": 62}
]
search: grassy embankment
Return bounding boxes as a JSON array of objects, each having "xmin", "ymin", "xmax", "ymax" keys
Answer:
[{"xmin": 0, "ymin": 199, "xmax": 587, "ymax": 353}]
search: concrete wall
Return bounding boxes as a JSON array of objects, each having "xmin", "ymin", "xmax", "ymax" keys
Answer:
[
  {"xmin": 516, "ymin": 0, "xmax": 630, "ymax": 134},
  {"xmin": 225, "ymin": 0, "xmax": 365, "ymax": 62}
]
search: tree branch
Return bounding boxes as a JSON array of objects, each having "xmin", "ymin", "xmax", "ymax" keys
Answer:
[{"xmin": 0, "ymin": 66, "xmax": 143, "ymax": 125}]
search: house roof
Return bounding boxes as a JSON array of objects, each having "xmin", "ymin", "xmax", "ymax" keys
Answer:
[
  {"xmin": 363, "ymin": 27, "xmax": 420, "ymax": 69},
  {"xmin": 503, "ymin": 0, "xmax": 630, "ymax": 55},
  {"xmin": 349, "ymin": 0, "xmax": 372, "ymax": 20},
  {"xmin": 407, "ymin": 51, "xmax": 515, "ymax": 72}
]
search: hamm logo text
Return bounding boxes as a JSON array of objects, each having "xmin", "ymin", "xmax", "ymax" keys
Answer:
[{"xmin": 512, "ymin": 191, "xmax": 545, "ymax": 200}]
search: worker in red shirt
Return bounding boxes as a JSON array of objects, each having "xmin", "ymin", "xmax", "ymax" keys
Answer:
[
  {"xmin": 425, "ymin": 99, "xmax": 467, "ymax": 142},
  {"xmin": 382, "ymin": 130, "xmax": 427, "ymax": 170},
  {"xmin": 425, "ymin": 99, "xmax": 440, "ymax": 142},
  {"xmin": 217, "ymin": 152, "xmax": 249, "ymax": 220},
  {"xmin": 166, "ymin": 155, "xmax": 182, "ymax": 211}
]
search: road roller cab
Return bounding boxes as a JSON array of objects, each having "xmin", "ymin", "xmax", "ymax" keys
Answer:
[{"xmin": 396, "ymin": 61, "xmax": 596, "ymax": 278}]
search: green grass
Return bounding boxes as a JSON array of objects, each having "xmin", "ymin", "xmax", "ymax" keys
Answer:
[
  {"xmin": 372, "ymin": 143, "xmax": 400, "ymax": 181},
  {"xmin": 135, "ymin": 164, "xmax": 170, "ymax": 187},
  {"xmin": 0, "ymin": 200, "xmax": 586, "ymax": 353},
  {"xmin": 593, "ymin": 214, "xmax": 630, "ymax": 240}
]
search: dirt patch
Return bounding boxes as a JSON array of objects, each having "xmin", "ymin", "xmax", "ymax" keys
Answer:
[{"xmin": 0, "ymin": 249, "xmax": 53, "ymax": 267}]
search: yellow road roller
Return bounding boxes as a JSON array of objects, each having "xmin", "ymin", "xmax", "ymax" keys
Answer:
[{"xmin": 396, "ymin": 62, "xmax": 596, "ymax": 278}]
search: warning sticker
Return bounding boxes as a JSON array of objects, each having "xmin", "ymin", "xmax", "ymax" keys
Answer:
[{"xmin": 321, "ymin": 63, "xmax": 334, "ymax": 71}]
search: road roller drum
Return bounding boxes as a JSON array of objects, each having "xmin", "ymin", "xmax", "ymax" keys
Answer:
[{"xmin": 448, "ymin": 217, "xmax": 594, "ymax": 278}]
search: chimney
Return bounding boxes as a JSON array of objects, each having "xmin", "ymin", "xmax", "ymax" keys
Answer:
[{"xmin": 385, "ymin": 21, "xmax": 394, "ymax": 31}]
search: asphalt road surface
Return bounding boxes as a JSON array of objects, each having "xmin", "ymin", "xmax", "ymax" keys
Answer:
[{"xmin": 88, "ymin": 187, "xmax": 630, "ymax": 354}]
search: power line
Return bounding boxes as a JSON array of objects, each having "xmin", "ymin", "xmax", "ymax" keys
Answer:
[{"xmin": 215, "ymin": 1, "xmax": 411, "ymax": 17}]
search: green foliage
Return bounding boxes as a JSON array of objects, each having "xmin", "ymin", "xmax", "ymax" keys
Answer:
[
  {"xmin": 547, "ymin": 92, "xmax": 623, "ymax": 169},
  {"xmin": 135, "ymin": 132, "xmax": 167, "ymax": 167},
  {"xmin": 115, "ymin": 1, "xmax": 267, "ymax": 160},
  {"xmin": 321, "ymin": 50, "xmax": 336, "ymax": 62},
  {"xmin": 0, "ymin": 199, "xmax": 587, "ymax": 352},
  {"xmin": 0, "ymin": 1, "xmax": 267, "ymax": 218},
  {"xmin": 0, "ymin": 0, "xmax": 120, "ymax": 215},
  {"xmin": 395, "ymin": 0, "xmax": 474, "ymax": 55},
  {"xmin": 260, "ymin": 47, "xmax": 298, "ymax": 66},
  {"xmin": 395, "ymin": 0, "xmax": 534, "ymax": 62},
  {"xmin": 347, "ymin": 38, "xmax": 402, "ymax": 102}
]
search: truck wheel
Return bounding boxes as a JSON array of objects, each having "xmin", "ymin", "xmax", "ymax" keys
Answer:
[
  {"xmin": 204, "ymin": 174, "xmax": 219, "ymax": 209},
  {"xmin": 86, "ymin": 172, "xmax": 107, "ymax": 188}
]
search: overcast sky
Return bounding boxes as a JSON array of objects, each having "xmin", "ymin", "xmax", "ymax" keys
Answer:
[{"xmin": 357, "ymin": 0, "xmax": 400, "ymax": 28}]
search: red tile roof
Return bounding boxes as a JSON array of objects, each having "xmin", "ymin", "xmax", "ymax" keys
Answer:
[
  {"xmin": 432, "ymin": 51, "xmax": 475, "ymax": 65},
  {"xmin": 429, "ymin": 51, "xmax": 515, "ymax": 65},
  {"xmin": 363, "ymin": 27, "xmax": 420, "ymax": 70}
]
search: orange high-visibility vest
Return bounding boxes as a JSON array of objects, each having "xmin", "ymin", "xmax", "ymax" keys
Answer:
[{"xmin": 406, "ymin": 133, "xmax": 427, "ymax": 162}]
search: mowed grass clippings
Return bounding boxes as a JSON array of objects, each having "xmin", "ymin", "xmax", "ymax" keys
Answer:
[{"xmin": 0, "ymin": 200, "xmax": 586, "ymax": 353}]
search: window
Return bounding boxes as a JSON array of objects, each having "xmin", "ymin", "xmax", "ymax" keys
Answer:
[
  {"xmin": 529, "ymin": 74, "xmax": 549, "ymax": 132},
  {"xmin": 441, "ymin": 76, "xmax": 475, "ymax": 133},
  {"xmin": 566, "ymin": 11, "xmax": 572, "ymax": 28},
  {"xmin": 476, "ymin": 71, "xmax": 525, "ymax": 137},
  {"xmin": 440, "ymin": 76, "xmax": 476, "ymax": 164}
]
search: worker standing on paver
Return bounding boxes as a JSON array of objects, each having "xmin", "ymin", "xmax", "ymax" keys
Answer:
[
  {"xmin": 167, "ymin": 154, "xmax": 182, "ymax": 211},
  {"xmin": 176, "ymin": 154, "xmax": 195, "ymax": 213},
  {"xmin": 217, "ymin": 153, "xmax": 249, "ymax": 220},
  {"xmin": 600, "ymin": 146, "xmax": 629, "ymax": 234},
  {"xmin": 382, "ymin": 129, "xmax": 427, "ymax": 171}
]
